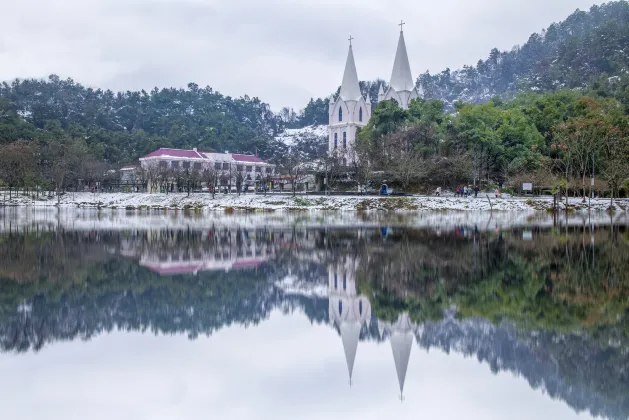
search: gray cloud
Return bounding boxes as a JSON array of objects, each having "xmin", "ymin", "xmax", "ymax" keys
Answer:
[{"xmin": 0, "ymin": 0, "xmax": 607, "ymax": 110}]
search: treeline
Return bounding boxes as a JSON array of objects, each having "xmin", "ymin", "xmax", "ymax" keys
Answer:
[
  {"xmin": 0, "ymin": 76, "xmax": 288, "ymax": 164},
  {"xmin": 349, "ymin": 91, "xmax": 629, "ymax": 198}
]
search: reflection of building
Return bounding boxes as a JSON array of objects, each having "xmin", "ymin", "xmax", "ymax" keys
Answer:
[
  {"xmin": 328, "ymin": 257, "xmax": 371, "ymax": 384},
  {"xmin": 120, "ymin": 229, "xmax": 275, "ymax": 276},
  {"xmin": 327, "ymin": 256, "xmax": 418, "ymax": 399}
]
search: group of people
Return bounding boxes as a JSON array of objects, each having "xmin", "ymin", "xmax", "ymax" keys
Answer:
[{"xmin": 455, "ymin": 185, "xmax": 480, "ymax": 198}]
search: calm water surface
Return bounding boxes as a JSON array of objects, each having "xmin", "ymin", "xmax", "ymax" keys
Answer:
[{"xmin": 1, "ymin": 209, "xmax": 628, "ymax": 420}]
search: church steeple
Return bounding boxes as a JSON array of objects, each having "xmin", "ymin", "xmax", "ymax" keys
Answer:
[
  {"xmin": 389, "ymin": 22, "xmax": 415, "ymax": 92},
  {"xmin": 382, "ymin": 22, "xmax": 421, "ymax": 109},
  {"xmin": 339, "ymin": 40, "xmax": 362, "ymax": 102},
  {"xmin": 329, "ymin": 37, "xmax": 371, "ymax": 160}
]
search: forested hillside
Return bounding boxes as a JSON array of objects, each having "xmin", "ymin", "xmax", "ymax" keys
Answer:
[
  {"xmin": 0, "ymin": 77, "xmax": 286, "ymax": 164},
  {"xmin": 419, "ymin": 1, "xmax": 629, "ymax": 109}
]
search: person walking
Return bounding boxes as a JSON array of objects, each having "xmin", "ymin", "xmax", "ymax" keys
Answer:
[
  {"xmin": 463, "ymin": 185, "xmax": 467, "ymax": 198},
  {"xmin": 474, "ymin": 185, "xmax": 479, "ymax": 198},
  {"xmin": 456, "ymin": 186, "xmax": 461, "ymax": 198}
]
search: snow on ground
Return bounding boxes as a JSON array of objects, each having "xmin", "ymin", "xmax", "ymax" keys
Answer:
[
  {"xmin": 2, "ymin": 191, "xmax": 628, "ymax": 214},
  {"xmin": 275, "ymin": 125, "xmax": 327, "ymax": 146}
]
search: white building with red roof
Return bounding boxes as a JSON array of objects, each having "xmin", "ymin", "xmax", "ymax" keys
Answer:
[{"xmin": 137, "ymin": 147, "xmax": 275, "ymax": 192}]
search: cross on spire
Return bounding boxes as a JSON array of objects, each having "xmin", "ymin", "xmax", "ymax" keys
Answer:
[
  {"xmin": 348, "ymin": 35, "xmax": 354, "ymax": 46},
  {"xmin": 398, "ymin": 20, "xmax": 405, "ymax": 32}
]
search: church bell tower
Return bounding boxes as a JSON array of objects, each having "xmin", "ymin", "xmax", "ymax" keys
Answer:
[{"xmin": 328, "ymin": 37, "xmax": 371, "ymax": 163}]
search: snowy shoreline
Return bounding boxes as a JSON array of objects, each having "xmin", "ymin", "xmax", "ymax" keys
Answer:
[{"xmin": 1, "ymin": 192, "xmax": 627, "ymax": 213}]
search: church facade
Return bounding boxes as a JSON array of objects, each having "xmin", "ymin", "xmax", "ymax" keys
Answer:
[{"xmin": 328, "ymin": 25, "xmax": 422, "ymax": 161}]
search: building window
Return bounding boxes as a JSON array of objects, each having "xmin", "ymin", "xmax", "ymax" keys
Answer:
[
  {"xmin": 338, "ymin": 301, "xmax": 342, "ymax": 315},
  {"xmin": 343, "ymin": 132, "xmax": 347, "ymax": 148},
  {"xmin": 222, "ymin": 162, "xmax": 229, "ymax": 170},
  {"xmin": 246, "ymin": 165, "xmax": 252, "ymax": 172},
  {"xmin": 214, "ymin": 162, "xmax": 221, "ymax": 170},
  {"xmin": 193, "ymin": 162, "xmax": 202, "ymax": 170},
  {"xmin": 182, "ymin": 161, "xmax": 190, "ymax": 169},
  {"xmin": 159, "ymin": 161, "xmax": 168, "ymax": 168},
  {"xmin": 334, "ymin": 133, "xmax": 338, "ymax": 149},
  {"xmin": 255, "ymin": 167, "xmax": 261, "ymax": 173},
  {"xmin": 236, "ymin": 165, "xmax": 243, "ymax": 171},
  {"xmin": 359, "ymin": 107, "xmax": 363, "ymax": 122},
  {"xmin": 338, "ymin": 107, "xmax": 342, "ymax": 122}
]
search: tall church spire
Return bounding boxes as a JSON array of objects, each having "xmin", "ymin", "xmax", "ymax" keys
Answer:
[
  {"xmin": 339, "ymin": 40, "xmax": 362, "ymax": 102},
  {"xmin": 389, "ymin": 26, "xmax": 415, "ymax": 92}
]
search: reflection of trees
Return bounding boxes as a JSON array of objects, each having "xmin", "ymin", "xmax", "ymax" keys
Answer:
[
  {"xmin": 418, "ymin": 313, "xmax": 629, "ymax": 420},
  {"xmin": 1, "ymin": 225, "xmax": 629, "ymax": 419}
]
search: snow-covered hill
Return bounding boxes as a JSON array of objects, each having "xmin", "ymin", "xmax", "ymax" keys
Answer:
[{"xmin": 275, "ymin": 125, "xmax": 327, "ymax": 146}]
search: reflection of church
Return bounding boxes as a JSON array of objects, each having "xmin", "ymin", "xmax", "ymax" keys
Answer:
[{"xmin": 328, "ymin": 256, "xmax": 417, "ymax": 398}]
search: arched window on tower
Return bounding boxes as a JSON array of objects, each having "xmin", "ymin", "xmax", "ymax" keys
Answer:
[
  {"xmin": 338, "ymin": 107, "xmax": 343, "ymax": 122},
  {"xmin": 334, "ymin": 133, "xmax": 338, "ymax": 149},
  {"xmin": 343, "ymin": 132, "xmax": 347, "ymax": 149},
  {"xmin": 359, "ymin": 300, "xmax": 363, "ymax": 315},
  {"xmin": 359, "ymin": 107, "xmax": 363, "ymax": 122},
  {"xmin": 343, "ymin": 274, "xmax": 346, "ymax": 290},
  {"xmin": 334, "ymin": 273, "xmax": 338, "ymax": 289},
  {"xmin": 339, "ymin": 301, "xmax": 343, "ymax": 315}
]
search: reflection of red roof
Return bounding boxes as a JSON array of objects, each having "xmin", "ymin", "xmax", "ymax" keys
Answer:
[
  {"xmin": 232, "ymin": 154, "xmax": 265, "ymax": 163},
  {"xmin": 142, "ymin": 263, "xmax": 203, "ymax": 275},
  {"xmin": 141, "ymin": 148, "xmax": 204, "ymax": 159}
]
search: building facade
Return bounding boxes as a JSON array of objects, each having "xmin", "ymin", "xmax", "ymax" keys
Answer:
[
  {"xmin": 328, "ymin": 26, "xmax": 422, "ymax": 160},
  {"xmin": 136, "ymin": 148, "xmax": 275, "ymax": 192}
]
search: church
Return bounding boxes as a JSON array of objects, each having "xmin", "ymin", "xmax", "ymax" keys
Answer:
[{"xmin": 328, "ymin": 23, "xmax": 423, "ymax": 161}]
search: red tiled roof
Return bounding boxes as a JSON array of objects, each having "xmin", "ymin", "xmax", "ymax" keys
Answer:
[
  {"xmin": 140, "ymin": 148, "xmax": 204, "ymax": 160},
  {"xmin": 232, "ymin": 154, "xmax": 265, "ymax": 163}
]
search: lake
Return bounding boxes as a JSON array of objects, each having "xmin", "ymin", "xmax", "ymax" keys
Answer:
[{"xmin": 1, "ymin": 209, "xmax": 628, "ymax": 420}]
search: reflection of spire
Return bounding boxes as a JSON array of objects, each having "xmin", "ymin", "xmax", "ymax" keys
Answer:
[
  {"xmin": 328, "ymin": 258, "xmax": 371, "ymax": 387},
  {"xmin": 379, "ymin": 312, "xmax": 415, "ymax": 398},
  {"xmin": 341, "ymin": 322, "xmax": 361, "ymax": 382},
  {"xmin": 390, "ymin": 326, "xmax": 413, "ymax": 395}
]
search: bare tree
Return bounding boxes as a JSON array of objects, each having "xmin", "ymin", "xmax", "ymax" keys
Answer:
[
  {"xmin": 601, "ymin": 125, "xmax": 629, "ymax": 207},
  {"xmin": 555, "ymin": 117, "xmax": 602, "ymax": 202},
  {"xmin": 0, "ymin": 140, "xmax": 38, "ymax": 200},
  {"xmin": 157, "ymin": 163, "xmax": 173, "ymax": 194},
  {"xmin": 143, "ymin": 161, "xmax": 162, "ymax": 193},
  {"xmin": 202, "ymin": 167, "xmax": 219, "ymax": 198}
]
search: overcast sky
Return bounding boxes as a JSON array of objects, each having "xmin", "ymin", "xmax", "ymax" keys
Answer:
[{"xmin": 0, "ymin": 0, "xmax": 606, "ymax": 111}]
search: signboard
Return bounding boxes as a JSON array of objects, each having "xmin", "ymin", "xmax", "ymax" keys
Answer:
[{"xmin": 522, "ymin": 183, "xmax": 533, "ymax": 191}]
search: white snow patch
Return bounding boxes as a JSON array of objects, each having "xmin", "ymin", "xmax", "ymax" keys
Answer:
[{"xmin": 275, "ymin": 125, "xmax": 327, "ymax": 146}]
